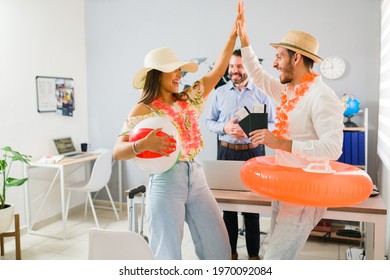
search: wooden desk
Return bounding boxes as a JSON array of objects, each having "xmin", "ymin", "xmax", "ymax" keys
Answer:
[{"xmin": 211, "ymin": 189, "xmax": 387, "ymax": 260}]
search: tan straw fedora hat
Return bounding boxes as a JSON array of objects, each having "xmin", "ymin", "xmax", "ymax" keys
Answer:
[
  {"xmin": 270, "ymin": 30, "xmax": 322, "ymax": 63},
  {"xmin": 133, "ymin": 48, "xmax": 198, "ymax": 89}
]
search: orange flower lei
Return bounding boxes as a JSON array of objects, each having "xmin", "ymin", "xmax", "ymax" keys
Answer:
[{"xmin": 273, "ymin": 72, "xmax": 318, "ymax": 139}]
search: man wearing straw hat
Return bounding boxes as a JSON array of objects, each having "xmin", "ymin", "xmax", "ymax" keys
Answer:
[{"xmin": 236, "ymin": 2, "xmax": 344, "ymax": 259}]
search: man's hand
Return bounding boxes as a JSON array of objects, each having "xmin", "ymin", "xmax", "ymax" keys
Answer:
[
  {"xmin": 249, "ymin": 129, "xmax": 292, "ymax": 152},
  {"xmin": 224, "ymin": 118, "xmax": 247, "ymax": 139}
]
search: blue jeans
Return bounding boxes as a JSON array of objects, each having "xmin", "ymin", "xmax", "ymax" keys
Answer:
[
  {"xmin": 262, "ymin": 200, "xmax": 326, "ymax": 260},
  {"xmin": 146, "ymin": 160, "xmax": 231, "ymax": 260}
]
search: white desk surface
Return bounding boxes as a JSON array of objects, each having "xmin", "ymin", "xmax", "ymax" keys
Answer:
[
  {"xmin": 25, "ymin": 151, "xmax": 122, "ymax": 239},
  {"xmin": 30, "ymin": 153, "xmax": 99, "ymax": 167},
  {"xmin": 211, "ymin": 189, "xmax": 387, "ymax": 214}
]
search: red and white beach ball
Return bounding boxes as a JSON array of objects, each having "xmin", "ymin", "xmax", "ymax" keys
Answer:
[{"xmin": 129, "ymin": 117, "xmax": 181, "ymax": 174}]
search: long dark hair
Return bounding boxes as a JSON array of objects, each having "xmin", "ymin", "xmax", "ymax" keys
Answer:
[{"xmin": 139, "ymin": 69, "xmax": 161, "ymax": 104}]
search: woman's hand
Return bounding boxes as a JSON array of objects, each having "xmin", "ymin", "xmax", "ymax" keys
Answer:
[
  {"xmin": 113, "ymin": 128, "xmax": 177, "ymax": 161},
  {"xmin": 138, "ymin": 128, "xmax": 177, "ymax": 156}
]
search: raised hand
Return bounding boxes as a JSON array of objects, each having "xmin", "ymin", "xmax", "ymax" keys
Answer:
[{"xmin": 236, "ymin": 1, "xmax": 250, "ymax": 47}]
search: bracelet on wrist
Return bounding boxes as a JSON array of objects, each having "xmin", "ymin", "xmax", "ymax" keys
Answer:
[{"xmin": 132, "ymin": 141, "xmax": 140, "ymax": 155}]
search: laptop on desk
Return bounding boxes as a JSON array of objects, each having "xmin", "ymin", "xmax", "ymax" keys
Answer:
[
  {"xmin": 53, "ymin": 137, "xmax": 91, "ymax": 158},
  {"xmin": 202, "ymin": 160, "xmax": 250, "ymax": 192}
]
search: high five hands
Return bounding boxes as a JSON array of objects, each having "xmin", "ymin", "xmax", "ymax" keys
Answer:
[{"xmin": 236, "ymin": 2, "xmax": 250, "ymax": 47}]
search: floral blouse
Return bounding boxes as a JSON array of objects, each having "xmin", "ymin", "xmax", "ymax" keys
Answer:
[{"xmin": 120, "ymin": 80, "xmax": 206, "ymax": 161}]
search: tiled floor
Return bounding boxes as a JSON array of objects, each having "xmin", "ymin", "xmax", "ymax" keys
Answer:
[{"xmin": 1, "ymin": 206, "xmax": 361, "ymax": 260}]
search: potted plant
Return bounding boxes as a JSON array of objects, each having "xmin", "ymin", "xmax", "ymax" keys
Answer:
[{"xmin": 0, "ymin": 146, "xmax": 31, "ymax": 233}]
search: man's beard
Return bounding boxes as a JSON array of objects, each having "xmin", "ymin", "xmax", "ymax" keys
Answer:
[
  {"xmin": 279, "ymin": 60, "xmax": 294, "ymax": 84},
  {"xmin": 230, "ymin": 72, "xmax": 248, "ymax": 85}
]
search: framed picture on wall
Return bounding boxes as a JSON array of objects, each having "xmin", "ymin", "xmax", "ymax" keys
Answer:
[{"xmin": 36, "ymin": 76, "xmax": 75, "ymax": 117}]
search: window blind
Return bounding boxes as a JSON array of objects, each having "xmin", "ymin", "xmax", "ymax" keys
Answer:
[{"xmin": 378, "ymin": 0, "xmax": 390, "ymax": 169}]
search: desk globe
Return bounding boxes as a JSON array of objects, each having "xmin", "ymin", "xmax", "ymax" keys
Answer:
[{"xmin": 341, "ymin": 94, "xmax": 361, "ymax": 127}]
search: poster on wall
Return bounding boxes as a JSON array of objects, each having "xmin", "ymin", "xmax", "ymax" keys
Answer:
[{"xmin": 36, "ymin": 76, "xmax": 75, "ymax": 117}]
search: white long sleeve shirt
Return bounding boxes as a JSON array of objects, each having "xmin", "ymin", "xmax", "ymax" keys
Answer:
[{"xmin": 241, "ymin": 45, "xmax": 344, "ymax": 168}]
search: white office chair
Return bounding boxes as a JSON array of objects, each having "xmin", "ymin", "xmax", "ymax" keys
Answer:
[
  {"xmin": 64, "ymin": 150, "xmax": 119, "ymax": 228},
  {"xmin": 88, "ymin": 228, "xmax": 155, "ymax": 260}
]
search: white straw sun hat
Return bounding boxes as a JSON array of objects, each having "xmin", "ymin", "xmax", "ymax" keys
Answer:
[
  {"xmin": 270, "ymin": 30, "xmax": 323, "ymax": 63},
  {"xmin": 133, "ymin": 48, "xmax": 198, "ymax": 89}
]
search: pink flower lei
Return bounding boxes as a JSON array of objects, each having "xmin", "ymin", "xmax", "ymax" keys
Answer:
[
  {"xmin": 273, "ymin": 72, "xmax": 318, "ymax": 139},
  {"xmin": 151, "ymin": 96, "xmax": 202, "ymax": 153}
]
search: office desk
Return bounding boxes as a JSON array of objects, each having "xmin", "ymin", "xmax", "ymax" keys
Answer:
[
  {"xmin": 24, "ymin": 153, "xmax": 123, "ymax": 239},
  {"xmin": 211, "ymin": 189, "xmax": 387, "ymax": 260}
]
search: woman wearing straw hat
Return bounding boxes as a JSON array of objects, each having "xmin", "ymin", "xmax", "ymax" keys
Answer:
[
  {"xmin": 113, "ymin": 17, "xmax": 239, "ymax": 260},
  {"xmin": 236, "ymin": 2, "xmax": 344, "ymax": 259}
]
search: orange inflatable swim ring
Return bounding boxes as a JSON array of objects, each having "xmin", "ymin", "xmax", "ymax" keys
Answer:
[{"xmin": 240, "ymin": 156, "xmax": 372, "ymax": 207}]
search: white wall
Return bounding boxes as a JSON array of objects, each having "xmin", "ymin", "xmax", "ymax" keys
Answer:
[
  {"xmin": 378, "ymin": 159, "xmax": 389, "ymax": 257},
  {"xmin": 0, "ymin": 0, "xmax": 88, "ymax": 225}
]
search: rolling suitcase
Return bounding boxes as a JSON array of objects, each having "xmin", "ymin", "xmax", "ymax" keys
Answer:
[{"xmin": 128, "ymin": 184, "xmax": 148, "ymax": 242}]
